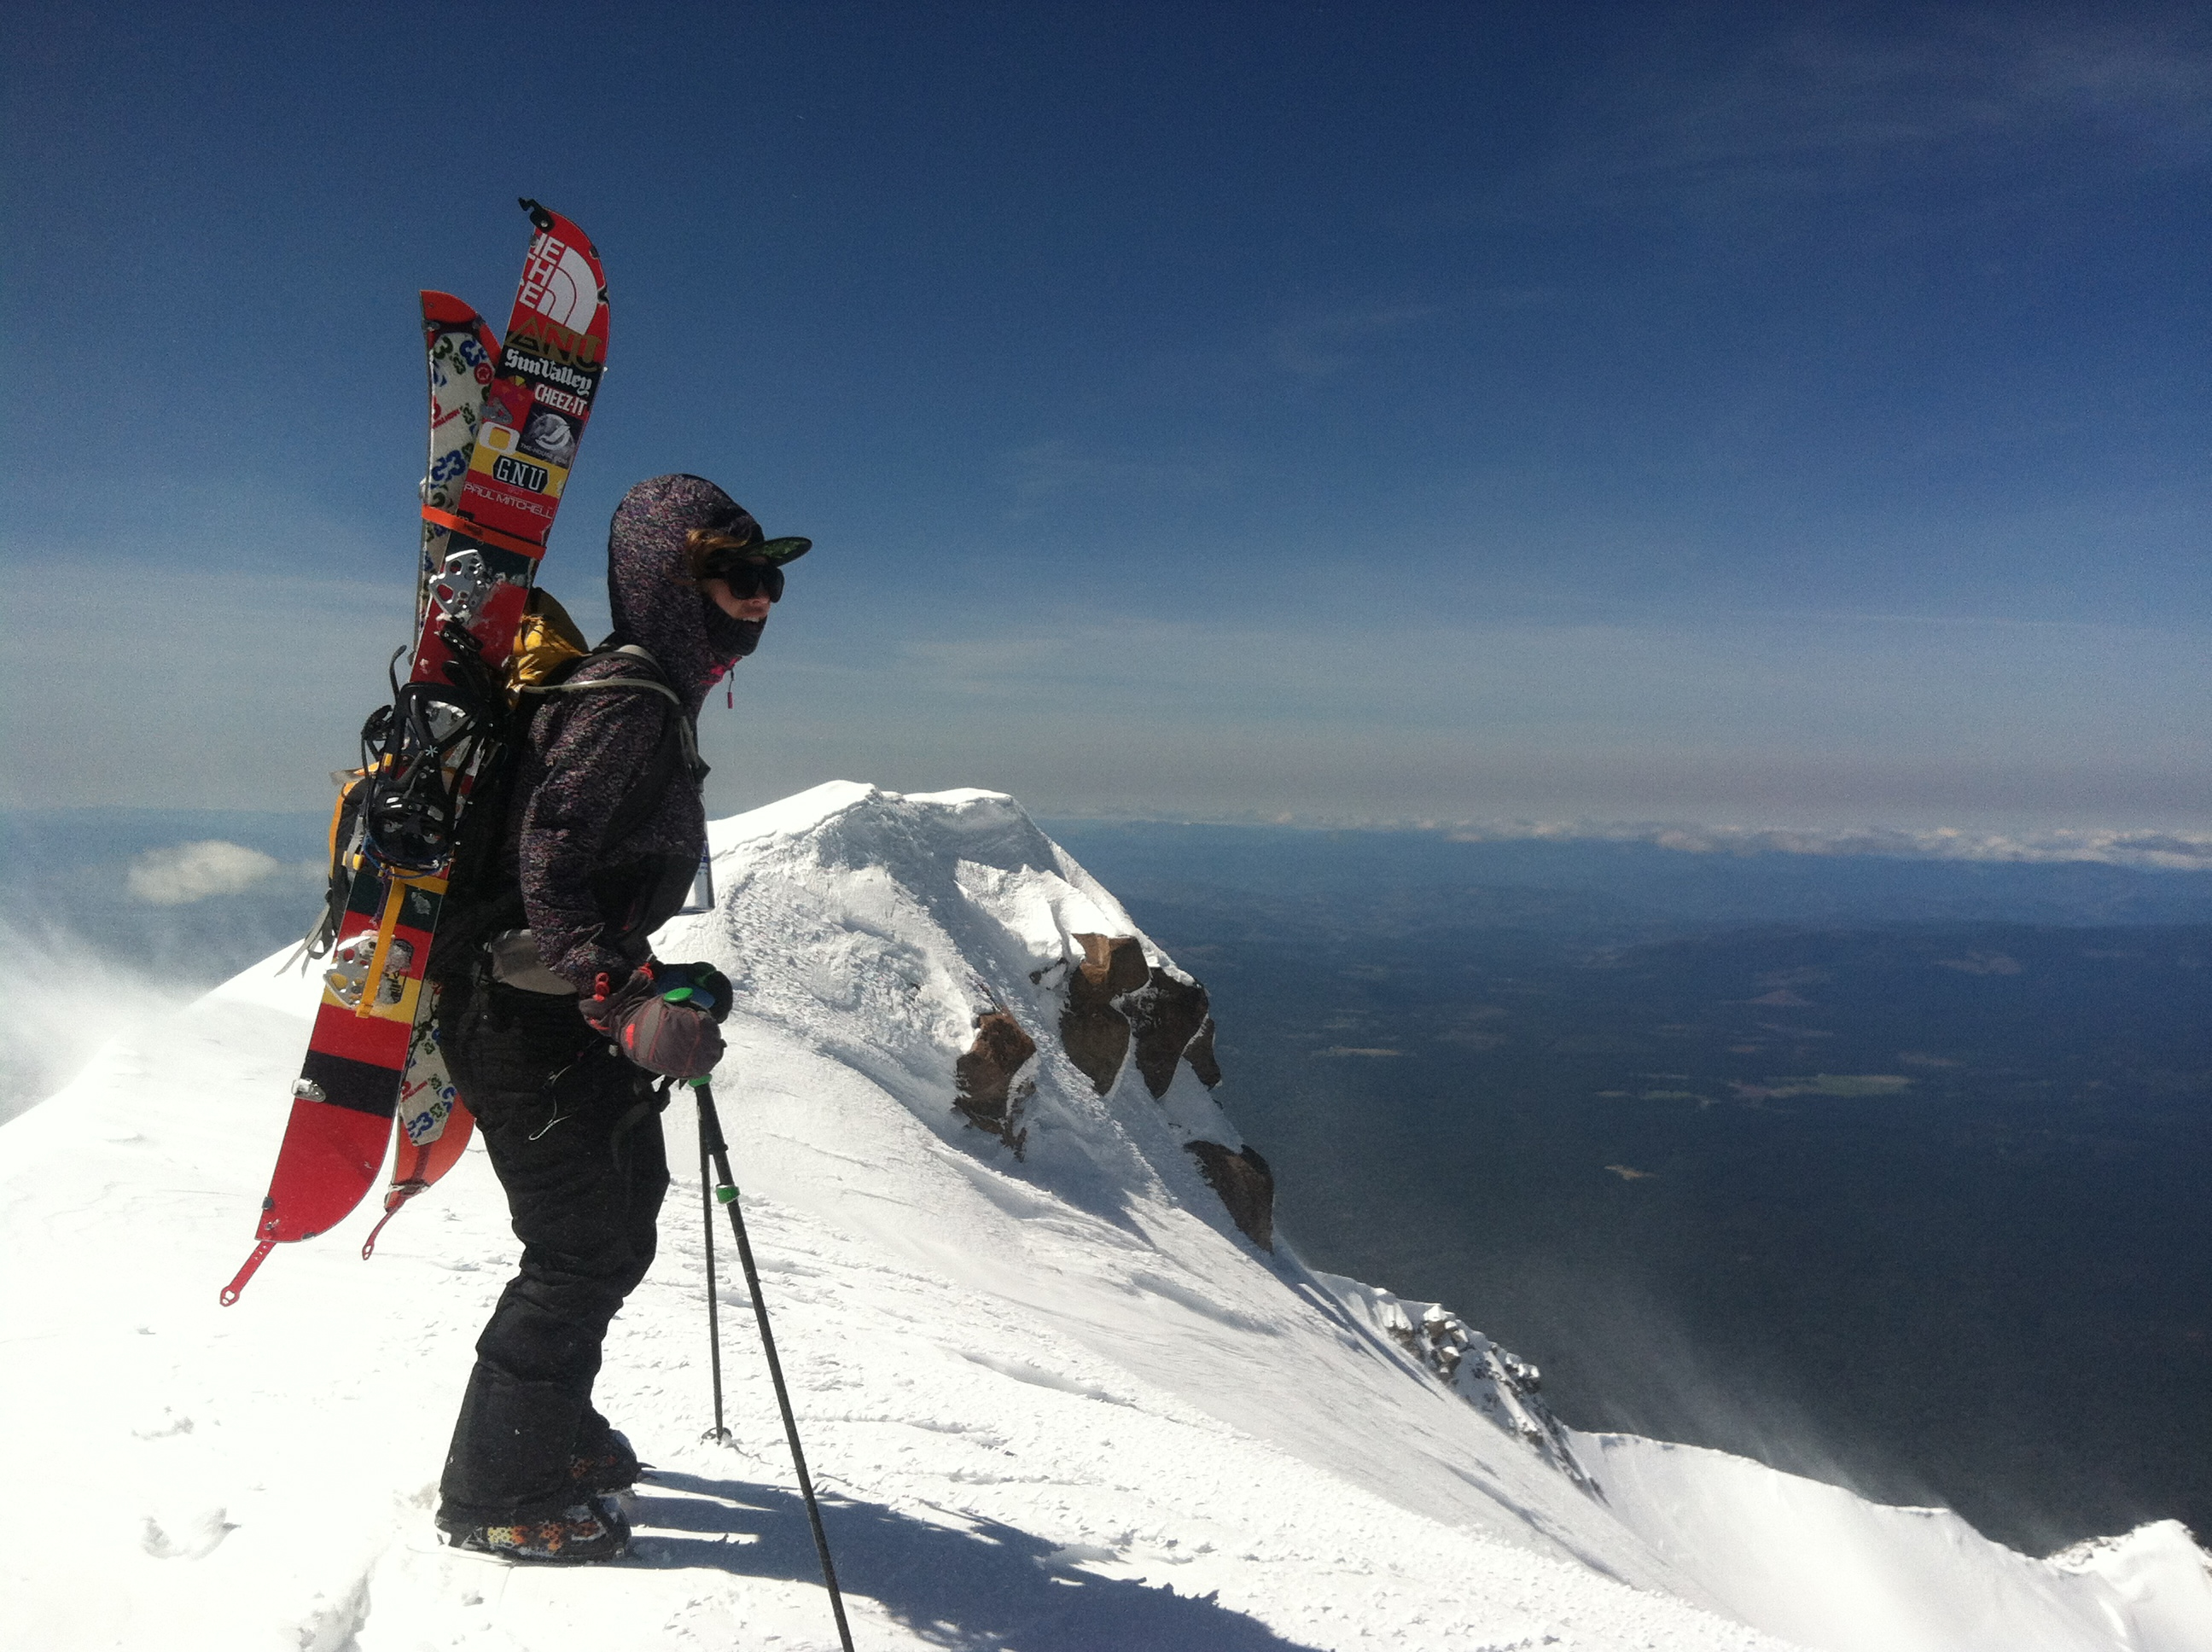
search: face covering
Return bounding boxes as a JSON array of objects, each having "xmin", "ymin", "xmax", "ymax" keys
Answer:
[{"xmin": 701, "ymin": 598, "xmax": 765, "ymax": 668}]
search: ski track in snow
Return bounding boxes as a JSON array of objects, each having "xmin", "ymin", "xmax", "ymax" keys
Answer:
[{"xmin": 3, "ymin": 782, "xmax": 2206, "ymax": 1652}]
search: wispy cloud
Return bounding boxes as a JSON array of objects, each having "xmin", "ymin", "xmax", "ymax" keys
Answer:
[
  {"xmin": 1557, "ymin": 13, "xmax": 2212, "ymax": 202},
  {"xmin": 1269, "ymin": 301, "xmax": 1442, "ymax": 380},
  {"xmin": 999, "ymin": 439, "xmax": 1236, "ymax": 518},
  {"xmin": 125, "ymin": 841, "xmax": 310, "ymax": 905},
  {"xmin": 1435, "ymin": 820, "xmax": 2212, "ymax": 872},
  {"xmin": 1041, "ymin": 801, "xmax": 2212, "ymax": 870},
  {"xmin": 0, "ymin": 561, "xmax": 406, "ymax": 810},
  {"xmin": 2017, "ymin": 18, "xmax": 2212, "ymax": 144}
]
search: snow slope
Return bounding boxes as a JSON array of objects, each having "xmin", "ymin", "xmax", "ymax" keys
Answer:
[{"xmin": 2, "ymin": 782, "xmax": 2204, "ymax": 1651}]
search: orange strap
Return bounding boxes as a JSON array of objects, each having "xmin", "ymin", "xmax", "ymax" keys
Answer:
[{"xmin": 421, "ymin": 505, "xmax": 543, "ymax": 559}]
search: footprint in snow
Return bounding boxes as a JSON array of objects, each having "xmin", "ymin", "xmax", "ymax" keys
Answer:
[{"xmin": 140, "ymin": 1506, "xmax": 236, "ymax": 1560}]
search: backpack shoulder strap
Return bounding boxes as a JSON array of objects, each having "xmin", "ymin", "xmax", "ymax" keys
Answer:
[
  {"xmin": 520, "ymin": 643, "xmax": 683, "ymax": 707},
  {"xmin": 518, "ymin": 643, "xmax": 700, "ymax": 774},
  {"xmin": 521, "ymin": 642, "xmax": 705, "ymax": 846}
]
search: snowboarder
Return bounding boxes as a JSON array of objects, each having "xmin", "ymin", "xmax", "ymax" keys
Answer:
[{"xmin": 430, "ymin": 473, "xmax": 807, "ymax": 1562}]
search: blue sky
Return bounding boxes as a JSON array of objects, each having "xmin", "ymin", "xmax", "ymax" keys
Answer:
[{"xmin": 3, "ymin": 3, "xmax": 2206, "ymax": 827}]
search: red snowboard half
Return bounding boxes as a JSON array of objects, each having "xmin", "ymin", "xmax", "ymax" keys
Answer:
[{"xmin": 224, "ymin": 205, "xmax": 610, "ymax": 1306}]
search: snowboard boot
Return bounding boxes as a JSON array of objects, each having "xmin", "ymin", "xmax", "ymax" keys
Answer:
[
  {"xmin": 439, "ymin": 1496, "xmax": 630, "ymax": 1563},
  {"xmin": 571, "ymin": 1427, "xmax": 641, "ymax": 1494}
]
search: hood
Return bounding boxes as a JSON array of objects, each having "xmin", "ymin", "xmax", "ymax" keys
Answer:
[{"xmin": 603, "ymin": 473, "xmax": 765, "ymax": 708}]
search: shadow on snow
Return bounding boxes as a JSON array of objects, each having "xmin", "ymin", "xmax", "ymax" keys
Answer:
[{"xmin": 629, "ymin": 1468, "xmax": 1322, "ymax": 1651}]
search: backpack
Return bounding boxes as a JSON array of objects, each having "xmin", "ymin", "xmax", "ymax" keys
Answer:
[{"xmin": 307, "ymin": 588, "xmax": 704, "ymax": 981}]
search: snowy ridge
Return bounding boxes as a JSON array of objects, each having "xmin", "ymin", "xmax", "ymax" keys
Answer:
[
  {"xmin": 2, "ymin": 781, "xmax": 2207, "ymax": 1651},
  {"xmin": 1576, "ymin": 1435, "xmax": 2212, "ymax": 1652},
  {"xmin": 1316, "ymin": 1272, "xmax": 1594, "ymax": 1493},
  {"xmin": 682, "ymin": 782, "xmax": 1256, "ymax": 1200}
]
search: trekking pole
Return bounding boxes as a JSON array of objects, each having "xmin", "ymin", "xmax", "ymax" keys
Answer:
[
  {"xmin": 697, "ymin": 1120, "xmax": 731, "ymax": 1445},
  {"xmin": 695, "ymin": 1079, "xmax": 855, "ymax": 1652}
]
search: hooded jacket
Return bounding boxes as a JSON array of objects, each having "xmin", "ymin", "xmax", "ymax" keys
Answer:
[{"xmin": 507, "ymin": 474, "xmax": 764, "ymax": 995}]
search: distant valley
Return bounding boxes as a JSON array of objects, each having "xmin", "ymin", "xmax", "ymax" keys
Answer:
[{"xmin": 1051, "ymin": 820, "xmax": 2212, "ymax": 1554}]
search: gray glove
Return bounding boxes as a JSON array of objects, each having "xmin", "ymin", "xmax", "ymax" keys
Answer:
[{"xmin": 580, "ymin": 963, "xmax": 725, "ymax": 1079}]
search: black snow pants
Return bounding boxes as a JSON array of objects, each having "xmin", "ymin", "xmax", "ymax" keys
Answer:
[{"xmin": 436, "ymin": 973, "xmax": 671, "ymax": 1526}]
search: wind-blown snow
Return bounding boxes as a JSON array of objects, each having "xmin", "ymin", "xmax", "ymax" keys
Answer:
[{"xmin": 2, "ymin": 781, "xmax": 2204, "ymax": 1651}]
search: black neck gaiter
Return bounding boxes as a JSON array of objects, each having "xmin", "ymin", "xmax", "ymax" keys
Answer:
[{"xmin": 701, "ymin": 601, "xmax": 765, "ymax": 668}]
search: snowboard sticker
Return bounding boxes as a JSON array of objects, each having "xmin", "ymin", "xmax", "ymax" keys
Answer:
[
  {"xmin": 224, "ymin": 201, "xmax": 611, "ymax": 1305},
  {"xmin": 358, "ymin": 992, "xmax": 473, "ymax": 1260},
  {"xmin": 416, "ymin": 294, "xmax": 502, "ymax": 628}
]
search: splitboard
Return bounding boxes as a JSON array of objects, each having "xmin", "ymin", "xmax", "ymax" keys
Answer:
[
  {"xmin": 358, "ymin": 291, "xmax": 504, "ymax": 1262},
  {"xmin": 224, "ymin": 201, "xmax": 610, "ymax": 1304}
]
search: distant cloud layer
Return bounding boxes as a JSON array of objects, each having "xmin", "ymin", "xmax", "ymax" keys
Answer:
[
  {"xmin": 1069, "ymin": 810, "xmax": 2212, "ymax": 870},
  {"xmin": 1441, "ymin": 822, "xmax": 2212, "ymax": 870},
  {"xmin": 126, "ymin": 841, "xmax": 297, "ymax": 905}
]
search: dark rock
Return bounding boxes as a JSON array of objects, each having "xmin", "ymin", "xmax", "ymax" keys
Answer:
[
  {"xmin": 955, "ymin": 1010, "xmax": 1036, "ymax": 1149},
  {"xmin": 1059, "ymin": 936, "xmax": 1225, "ymax": 1098},
  {"xmin": 1061, "ymin": 934, "xmax": 1147, "ymax": 1092},
  {"xmin": 1186, "ymin": 1141, "xmax": 1274, "ymax": 1250},
  {"xmin": 1182, "ymin": 1015, "xmax": 1222, "ymax": 1089},
  {"xmin": 1123, "ymin": 970, "xmax": 1214, "ymax": 1100},
  {"xmin": 1033, "ymin": 933, "xmax": 1265, "ymax": 1242},
  {"xmin": 1076, "ymin": 932, "xmax": 1150, "ymax": 996}
]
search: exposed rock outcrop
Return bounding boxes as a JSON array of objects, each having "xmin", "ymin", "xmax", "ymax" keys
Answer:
[
  {"xmin": 1180, "ymin": 1015, "xmax": 1222, "ymax": 1088},
  {"xmin": 955, "ymin": 1009, "xmax": 1037, "ymax": 1152},
  {"xmin": 1186, "ymin": 1140, "xmax": 1274, "ymax": 1250},
  {"xmin": 1059, "ymin": 933, "xmax": 1224, "ymax": 1100},
  {"xmin": 1046, "ymin": 933, "xmax": 1272, "ymax": 1246},
  {"xmin": 1058, "ymin": 933, "xmax": 1150, "ymax": 1092},
  {"xmin": 1124, "ymin": 971, "xmax": 1214, "ymax": 1099},
  {"xmin": 1320, "ymin": 1273, "xmax": 1596, "ymax": 1492}
]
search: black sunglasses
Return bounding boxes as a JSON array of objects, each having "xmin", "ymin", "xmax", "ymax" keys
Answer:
[{"xmin": 701, "ymin": 557, "xmax": 784, "ymax": 602}]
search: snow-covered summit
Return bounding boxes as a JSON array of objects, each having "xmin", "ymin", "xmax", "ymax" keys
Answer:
[
  {"xmin": 2, "ymin": 781, "xmax": 2206, "ymax": 1650},
  {"xmin": 683, "ymin": 782, "xmax": 1270, "ymax": 1248}
]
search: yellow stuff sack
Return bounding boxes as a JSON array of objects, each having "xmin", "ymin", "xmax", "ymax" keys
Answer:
[{"xmin": 504, "ymin": 587, "xmax": 591, "ymax": 700}]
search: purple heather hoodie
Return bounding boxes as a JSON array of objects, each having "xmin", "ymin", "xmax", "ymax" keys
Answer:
[{"xmin": 510, "ymin": 474, "xmax": 765, "ymax": 994}]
